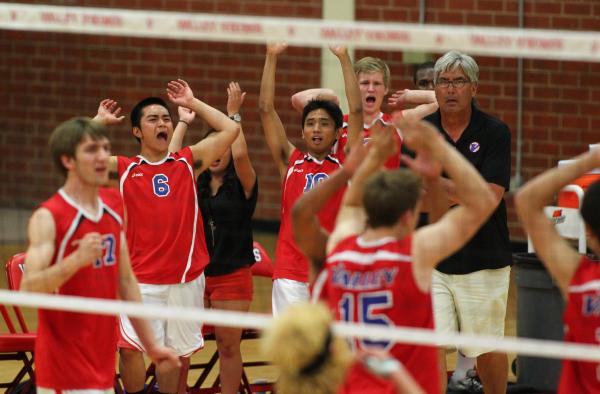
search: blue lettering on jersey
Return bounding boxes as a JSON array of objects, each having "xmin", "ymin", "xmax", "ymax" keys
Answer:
[
  {"xmin": 304, "ymin": 173, "xmax": 329, "ymax": 192},
  {"xmin": 331, "ymin": 266, "xmax": 398, "ymax": 290},
  {"xmin": 93, "ymin": 233, "xmax": 117, "ymax": 268},
  {"xmin": 583, "ymin": 294, "xmax": 600, "ymax": 316},
  {"xmin": 152, "ymin": 174, "xmax": 170, "ymax": 197}
]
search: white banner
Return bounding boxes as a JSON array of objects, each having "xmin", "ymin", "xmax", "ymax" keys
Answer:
[{"xmin": 1, "ymin": 3, "xmax": 599, "ymax": 62}]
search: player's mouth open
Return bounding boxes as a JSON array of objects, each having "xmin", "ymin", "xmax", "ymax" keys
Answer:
[
  {"xmin": 312, "ymin": 136, "xmax": 323, "ymax": 144},
  {"xmin": 157, "ymin": 131, "xmax": 168, "ymax": 141},
  {"xmin": 366, "ymin": 95, "xmax": 376, "ymax": 104}
]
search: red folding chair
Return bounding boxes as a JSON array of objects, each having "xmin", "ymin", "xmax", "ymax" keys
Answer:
[{"xmin": 1, "ymin": 252, "xmax": 36, "ymax": 392}]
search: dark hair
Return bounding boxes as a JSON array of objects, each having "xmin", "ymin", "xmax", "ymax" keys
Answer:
[
  {"xmin": 581, "ymin": 180, "xmax": 600, "ymax": 240},
  {"xmin": 363, "ymin": 169, "xmax": 422, "ymax": 228},
  {"xmin": 49, "ymin": 117, "xmax": 108, "ymax": 177},
  {"xmin": 130, "ymin": 97, "xmax": 171, "ymax": 142},
  {"xmin": 413, "ymin": 61, "xmax": 435, "ymax": 85},
  {"xmin": 301, "ymin": 99, "xmax": 343, "ymax": 130}
]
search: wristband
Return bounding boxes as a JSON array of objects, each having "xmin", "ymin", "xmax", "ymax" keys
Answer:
[{"xmin": 178, "ymin": 120, "xmax": 189, "ymax": 126}]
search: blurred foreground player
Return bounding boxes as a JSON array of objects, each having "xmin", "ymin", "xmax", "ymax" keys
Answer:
[
  {"xmin": 516, "ymin": 148, "xmax": 600, "ymax": 394},
  {"xmin": 21, "ymin": 118, "xmax": 179, "ymax": 393}
]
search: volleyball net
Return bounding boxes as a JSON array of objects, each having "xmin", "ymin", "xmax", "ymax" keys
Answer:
[{"xmin": 1, "ymin": 0, "xmax": 599, "ymax": 373}]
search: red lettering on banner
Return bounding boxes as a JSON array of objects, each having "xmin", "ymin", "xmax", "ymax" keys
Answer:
[
  {"xmin": 365, "ymin": 30, "xmax": 409, "ymax": 42},
  {"xmin": 178, "ymin": 20, "xmax": 217, "ymax": 32},
  {"xmin": 517, "ymin": 37, "xmax": 563, "ymax": 50},
  {"xmin": 41, "ymin": 12, "xmax": 78, "ymax": 24},
  {"xmin": 10, "ymin": 11, "xmax": 16, "ymax": 21},
  {"xmin": 82, "ymin": 14, "xmax": 122, "ymax": 27},
  {"xmin": 321, "ymin": 27, "xmax": 362, "ymax": 40},
  {"xmin": 471, "ymin": 34, "xmax": 512, "ymax": 47},
  {"xmin": 221, "ymin": 22, "xmax": 262, "ymax": 34}
]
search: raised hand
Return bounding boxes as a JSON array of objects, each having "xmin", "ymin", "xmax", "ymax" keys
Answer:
[
  {"xmin": 266, "ymin": 42, "xmax": 288, "ymax": 55},
  {"xmin": 177, "ymin": 106, "xmax": 196, "ymax": 125},
  {"xmin": 369, "ymin": 120, "xmax": 398, "ymax": 161},
  {"xmin": 166, "ymin": 79, "xmax": 194, "ymax": 107},
  {"xmin": 388, "ymin": 89, "xmax": 410, "ymax": 108},
  {"xmin": 399, "ymin": 120, "xmax": 443, "ymax": 179},
  {"xmin": 226, "ymin": 81, "xmax": 246, "ymax": 115},
  {"xmin": 95, "ymin": 99, "xmax": 125, "ymax": 125},
  {"xmin": 74, "ymin": 232, "xmax": 104, "ymax": 268},
  {"xmin": 328, "ymin": 44, "xmax": 348, "ymax": 58}
]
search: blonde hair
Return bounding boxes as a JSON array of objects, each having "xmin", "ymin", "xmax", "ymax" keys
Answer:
[
  {"xmin": 354, "ymin": 57, "xmax": 391, "ymax": 88},
  {"xmin": 262, "ymin": 303, "xmax": 352, "ymax": 394}
]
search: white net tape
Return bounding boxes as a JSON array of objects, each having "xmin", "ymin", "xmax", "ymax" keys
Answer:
[
  {"xmin": 1, "ymin": 3, "xmax": 599, "ymax": 62},
  {"xmin": 1, "ymin": 289, "xmax": 599, "ymax": 363}
]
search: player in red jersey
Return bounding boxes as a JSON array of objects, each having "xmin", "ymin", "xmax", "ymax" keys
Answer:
[
  {"xmin": 263, "ymin": 302, "xmax": 425, "ymax": 394},
  {"xmin": 258, "ymin": 43, "xmax": 362, "ymax": 315},
  {"xmin": 20, "ymin": 118, "xmax": 179, "ymax": 393},
  {"xmin": 516, "ymin": 148, "xmax": 600, "ymax": 394},
  {"xmin": 93, "ymin": 80, "xmax": 239, "ymax": 393},
  {"xmin": 292, "ymin": 119, "xmax": 497, "ymax": 393},
  {"xmin": 292, "ymin": 57, "xmax": 437, "ymax": 169}
]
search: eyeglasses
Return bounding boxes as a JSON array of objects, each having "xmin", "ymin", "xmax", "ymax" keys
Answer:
[{"xmin": 436, "ymin": 78, "xmax": 470, "ymax": 89}]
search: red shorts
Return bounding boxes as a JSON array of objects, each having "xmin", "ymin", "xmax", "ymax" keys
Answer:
[{"xmin": 204, "ymin": 267, "xmax": 253, "ymax": 301}]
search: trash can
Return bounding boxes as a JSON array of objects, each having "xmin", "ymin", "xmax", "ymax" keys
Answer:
[{"xmin": 514, "ymin": 252, "xmax": 565, "ymax": 391}]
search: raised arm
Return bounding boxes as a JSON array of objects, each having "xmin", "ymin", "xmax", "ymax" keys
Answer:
[
  {"xmin": 291, "ymin": 142, "xmax": 367, "ymax": 270},
  {"xmin": 258, "ymin": 43, "xmax": 295, "ymax": 180},
  {"xmin": 388, "ymin": 89, "xmax": 438, "ymax": 122},
  {"xmin": 410, "ymin": 121, "xmax": 496, "ymax": 276},
  {"xmin": 327, "ymin": 123, "xmax": 397, "ymax": 253},
  {"xmin": 515, "ymin": 150, "xmax": 600, "ymax": 296},
  {"xmin": 330, "ymin": 45, "xmax": 363, "ymax": 152},
  {"xmin": 168, "ymin": 106, "xmax": 196, "ymax": 153},
  {"xmin": 93, "ymin": 99, "xmax": 124, "ymax": 173},
  {"xmin": 291, "ymin": 88, "xmax": 340, "ymax": 113},
  {"xmin": 166, "ymin": 79, "xmax": 239, "ymax": 173},
  {"xmin": 227, "ymin": 82, "xmax": 257, "ymax": 198},
  {"xmin": 21, "ymin": 208, "xmax": 103, "ymax": 293}
]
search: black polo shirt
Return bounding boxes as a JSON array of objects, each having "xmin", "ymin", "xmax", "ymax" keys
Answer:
[{"xmin": 424, "ymin": 105, "xmax": 512, "ymax": 274}]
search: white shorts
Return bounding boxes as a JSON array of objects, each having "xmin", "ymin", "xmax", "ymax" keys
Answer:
[
  {"xmin": 271, "ymin": 278, "xmax": 309, "ymax": 316},
  {"xmin": 37, "ymin": 389, "xmax": 112, "ymax": 394},
  {"xmin": 432, "ymin": 266, "xmax": 511, "ymax": 358},
  {"xmin": 119, "ymin": 274, "xmax": 205, "ymax": 357}
]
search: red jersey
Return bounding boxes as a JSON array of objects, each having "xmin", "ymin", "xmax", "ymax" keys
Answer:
[
  {"xmin": 118, "ymin": 148, "xmax": 208, "ymax": 284},
  {"xmin": 337, "ymin": 362, "xmax": 397, "ymax": 394},
  {"xmin": 333, "ymin": 112, "xmax": 402, "ymax": 169},
  {"xmin": 35, "ymin": 188, "xmax": 123, "ymax": 390},
  {"xmin": 313, "ymin": 235, "xmax": 440, "ymax": 394},
  {"xmin": 274, "ymin": 149, "xmax": 344, "ymax": 283},
  {"xmin": 558, "ymin": 256, "xmax": 600, "ymax": 394}
]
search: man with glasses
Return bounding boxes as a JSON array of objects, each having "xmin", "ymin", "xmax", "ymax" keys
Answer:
[{"xmin": 424, "ymin": 51, "xmax": 512, "ymax": 394}]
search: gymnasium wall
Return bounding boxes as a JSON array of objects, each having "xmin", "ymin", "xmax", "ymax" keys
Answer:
[{"xmin": 1, "ymin": 0, "xmax": 599, "ymax": 240}]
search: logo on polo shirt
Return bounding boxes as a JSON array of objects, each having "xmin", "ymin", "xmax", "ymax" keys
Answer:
[{"xmin": 469, "ymin": 142, "xmax": 480, "ymax": 153}]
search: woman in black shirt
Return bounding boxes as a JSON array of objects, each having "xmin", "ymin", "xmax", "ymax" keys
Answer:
[{"xmin": 171, "ymin": 82, "xmax": 257, "ymax": 394}]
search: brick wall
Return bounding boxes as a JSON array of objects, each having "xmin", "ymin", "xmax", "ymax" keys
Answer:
[
  {"xmin": 1, "ymin": 0, "xmax": 599, "ymax": 240},
  {"xmin": 0, "ymin": 0, "xmax": 321, "ymax": 221}
]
